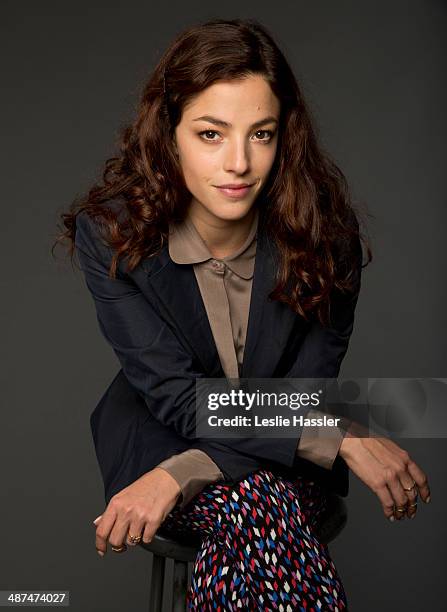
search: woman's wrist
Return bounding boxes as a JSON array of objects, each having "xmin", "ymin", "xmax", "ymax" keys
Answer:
[
  {"xmin": 338, "ymin": 421, "xmax": 369, "ymax": 461},
  {"xmin": 339, "ymin": 433, "xmax": 356, "ymax": 461},
  {"xmin": 152, "ymin": 467, "xmax": 182, "ymax": 503}
]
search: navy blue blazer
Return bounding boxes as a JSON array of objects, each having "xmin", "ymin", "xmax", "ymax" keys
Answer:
[{"xmin": 75, "ymin": 199, "xmax": 362, "ymax": 504}]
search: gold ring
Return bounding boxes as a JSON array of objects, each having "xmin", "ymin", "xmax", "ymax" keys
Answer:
[
  {"xmin": 395, "ymin": 507, "xmax": 406, "ymax": 512},
  {"xmin": 409, "ymin": 502, "xmax": 418, "ymax": 507},
  {"xmin": 111, "ymin": 544, "xmax": 127, "ymax": 553},
  {"xmin": 129, "ymin": 534, "xmax": 142, "ymax": 544},
  {"xmin": 403, "ymin": 480, "xmax": 417, "ymax": 491}
]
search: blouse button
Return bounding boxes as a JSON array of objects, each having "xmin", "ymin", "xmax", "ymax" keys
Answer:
[{"xmin": 211, "ymin": 260, "xmax": 225, "ymax": 271}]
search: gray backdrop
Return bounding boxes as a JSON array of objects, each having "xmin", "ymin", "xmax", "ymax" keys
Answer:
[{"xmin": 1, "ymin": 1, "xmax": 446, "ymax": 610}]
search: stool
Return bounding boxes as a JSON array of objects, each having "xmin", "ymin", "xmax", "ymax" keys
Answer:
[{"xmin": 140, "ymin": 493, "xmax": 347, "ymax": 611}]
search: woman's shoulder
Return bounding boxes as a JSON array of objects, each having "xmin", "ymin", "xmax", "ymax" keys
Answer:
[
  {"xmin": 75, "ymin": 196, "xmax": 127, "ymax": 232},
  {"xmin": 74, "ymin": 197, "xmax": 129, "ymax": 262},
  {"xmin": 75, "ymin": 197, "xmax": 163, "ymax": 278}
]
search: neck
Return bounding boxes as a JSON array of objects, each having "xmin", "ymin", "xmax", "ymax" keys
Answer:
[{"xmin": 186, "ymin": 201, "xmax": 257, "ymax": 259}]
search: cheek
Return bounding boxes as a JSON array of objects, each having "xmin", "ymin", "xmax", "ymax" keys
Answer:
[
  {"xmin": 252, "ymin": 149, "xmax": 275, "ymax": 181},
  {"xmin": 256, "ymin": 146, "xmax": 278, "ymax": 176},
  {"xmin": 180, "ymin": 146, "xmax": 217, "ymax": 183}
]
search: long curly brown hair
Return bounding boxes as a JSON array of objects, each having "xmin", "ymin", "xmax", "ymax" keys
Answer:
[{"xmin": 53, "ymin": 17, "xmax": 372, "ymax": 326}]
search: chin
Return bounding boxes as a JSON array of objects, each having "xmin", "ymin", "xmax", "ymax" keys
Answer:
[
  {"xmin": 209, "ymin": 205, "xmax": 254, "ymax": 222},
  {"xmin": 203, "ymin": 196, "xmax": 257, "ymax": 218}
]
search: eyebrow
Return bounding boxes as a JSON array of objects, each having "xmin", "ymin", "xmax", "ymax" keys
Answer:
[{"xmin": 192, "ymin": 115, "xmax": 279, "ymax": 129}]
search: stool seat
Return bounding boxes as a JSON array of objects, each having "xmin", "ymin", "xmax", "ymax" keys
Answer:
[
  {"xmin": 140, "ymin": 530, "xmax": 201, "ymax": 564},
  {"xmin": 140, "ymin": 494, "xmax": 347, "ymax": 611},
  {"xmin": 315, "ymin": 491, "xmax": 348, "ymax": 544}
]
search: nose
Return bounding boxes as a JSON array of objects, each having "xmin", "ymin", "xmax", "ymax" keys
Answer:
[{"xmin": 222, "ymin": 136, "xmax": 250, "ymax": 175}]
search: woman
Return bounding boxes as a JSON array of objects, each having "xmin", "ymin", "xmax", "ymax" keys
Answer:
[{"xmin": 55, "ymin": 18, "xmax": 430, "ymax": 611}]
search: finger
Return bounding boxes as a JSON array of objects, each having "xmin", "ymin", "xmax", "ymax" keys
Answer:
[
  {"xmin": 95, "ymin": 507, "xmax": 117, "ymax": 556},
  {"xmin": 405, "ymin": 491, "xmax": 418, "ymax": 519},
  {"xmin": 386, "ymin": 471, "xmax": 409, "ymax": 520},
  {"xmin": 375, "ymin": 484, "xmax": 398, "ymax": 522},
  {"xmin": 401, "ymin": 479, "xmax": 418, "ymax": 519},
  {"xmin": 109, "ymin": 517, "xmax": 131, "ymax": 550},
  {"xmin": 142, "ymin": 512, "xmax": 163, "ymax": 544},
  {"xmin": 372, "ymin": 446, "xmax": 412, "ymax": 521},
  {"xmin": 127, "ymin": 519, "xmax": 145, "ymax": 546},
  {"xmin": 406, "ymin": 460, "xmax": 431, "ymax": 504}
]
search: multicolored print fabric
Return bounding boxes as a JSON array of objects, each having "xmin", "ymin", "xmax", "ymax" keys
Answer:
[{"xmin": 159, "ymin": 469, "xmax": 348, "ymax": 611}]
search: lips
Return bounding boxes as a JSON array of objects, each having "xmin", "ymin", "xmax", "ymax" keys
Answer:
[
  {"xmin": 217, "ymin": 183, "xmax": 253, "ymax": 189},
  {"xmin": 214, "ymin": 184, "xmax": 254, "ymax": 199}
]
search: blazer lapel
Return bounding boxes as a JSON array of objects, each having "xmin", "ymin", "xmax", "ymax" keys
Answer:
[
  {"xmin": 147, "ymin": 254, "xmax": 224, "ymax": 377},
  {"xmin": 240, "ymin": 221, "xmax": 301, "ymax": 378},
  {"xmin": 145, "ymin": 217, "xmax": 303, "ymax": 379}
]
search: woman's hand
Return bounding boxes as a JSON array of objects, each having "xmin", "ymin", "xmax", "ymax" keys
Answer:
[
  {"xmin": 339, "ymin": 424, "xmax": 431, "ymax": 521},
  {"xmin": 93, "ymin": 468, "xmax": 181, "ymax": 556}
]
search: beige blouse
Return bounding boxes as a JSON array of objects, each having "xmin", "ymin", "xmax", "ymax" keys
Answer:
[{"xmin": 156, "ymin": 207, "xmax": 347, "ymax": 509}]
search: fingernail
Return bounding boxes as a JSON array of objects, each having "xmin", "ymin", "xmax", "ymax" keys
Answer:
[
  {"xmin": 410, "ymin": 514, "xmax": 416, "ymax": 519},
  {"xmin": 426, "ymin": 495, "xmax": 431, "ymax": 504},
  {"xmin": 388, "ymin": 515, "xmax": 395, "ymax": 522},
  {"xmin": 97, "ymin": 550, "xmax": 104, "ymax": 557},
  {"xmin": 93, "ymin": 516, "xmax": 101, "ymax": 525}
]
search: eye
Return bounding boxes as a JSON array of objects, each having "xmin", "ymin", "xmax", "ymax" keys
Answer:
[
  {"xmin": 252, "ymin": 129, "xmax": 275, "ymax": 142},
  {"xmin": 198, "ymin": 130, "xmax": 221, "ymax": 141},
  {"xmin": 197, "ymin": 129, "xmax": 276, "ymax": 143}
]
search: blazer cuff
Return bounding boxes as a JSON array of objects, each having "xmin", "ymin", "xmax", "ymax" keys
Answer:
[
  {"xmin": 156, "ymin": 449, "xmax": 224, "ymax": 509},
  {"xmin": 296, "ymin": 408, "xmax": 351, "ymax": 470}
]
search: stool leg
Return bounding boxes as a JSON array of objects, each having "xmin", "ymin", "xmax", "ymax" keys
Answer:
[
  {"xmin": 149, "ymin": 553, "xmax": 165, "ymax": 611},
  {"xmin": 172, "ymin": 560, "xmax": 188, "ymax": 612},
  {"xmin": 187, "ymin": 562, "xmax": 193, "ymax": 594}
]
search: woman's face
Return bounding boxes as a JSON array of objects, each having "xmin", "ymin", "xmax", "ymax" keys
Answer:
[{"xmin": 174, "ymin": 74, "xmax": 280, "ymax": 224}]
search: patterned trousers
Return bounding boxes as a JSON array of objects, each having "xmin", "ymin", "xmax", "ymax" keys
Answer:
[{"xmin": 159, "ymin": 469, "xmax": 348, "ymax": 611}]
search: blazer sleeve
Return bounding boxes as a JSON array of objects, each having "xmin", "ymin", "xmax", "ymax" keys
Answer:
[
  {"xmin": 282, "ymin": 214, "xmax": 363, "ymax": 465},
  {"xmin": 74, "ymin": 211, "xmax": 300, "ymax": 470},
  {"xmin": 156, "ymin": 449, "xmax": 224, "ymax": 509}
]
